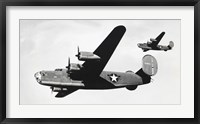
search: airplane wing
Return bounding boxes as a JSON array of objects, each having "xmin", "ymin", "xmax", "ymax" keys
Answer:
[
  {"xmin": 82, "ymin": 25, "xmax": 126, "ymax": 77},
  {"xmin": 151, "ymin": 32, "xmax": 165, "ymax": 47}
]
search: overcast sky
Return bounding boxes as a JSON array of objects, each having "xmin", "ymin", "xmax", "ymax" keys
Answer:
[{"xmin": 20, "ymin": 20, "xmax": 180, "ymax": 105}]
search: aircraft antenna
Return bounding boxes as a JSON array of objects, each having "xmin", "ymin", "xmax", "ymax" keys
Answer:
[
  {"xmin": 67, "ymin": 57, "xmax": 70, "ymax": 69},
  {"xmin": 75, "ymin": 46, "xmax": 80, "ymax": 58},
  {"xmin": 78, "ymin": 46, "xmax": 79, "ymax": 54}
]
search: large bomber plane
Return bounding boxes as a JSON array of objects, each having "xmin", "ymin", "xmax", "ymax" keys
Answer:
[
  {"xmin": 137, "ymin": 32, "xmax": 174, "ymax": 52},
  {"xmin": 34, "ymin": 26, "xmax": 158, "ymax": 98}
]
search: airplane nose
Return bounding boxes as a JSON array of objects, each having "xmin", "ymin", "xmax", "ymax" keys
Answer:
[{"xmin": 34, "ymin": 71, "xmax": 42, "ymax": 84}]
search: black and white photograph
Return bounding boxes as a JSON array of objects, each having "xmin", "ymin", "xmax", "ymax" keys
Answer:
[
  {"xmin": 1, "ymin": 0, "xmax": 198, "ymax": 122},
  {"xmin": 20, "ymin": 19, "xmax": 181, "ymax": 105}
]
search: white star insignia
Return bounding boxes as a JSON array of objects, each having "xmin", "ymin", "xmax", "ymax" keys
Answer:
[{"xmin": 109, "ymin": 74, "xmax": 119, "ymax": 82}]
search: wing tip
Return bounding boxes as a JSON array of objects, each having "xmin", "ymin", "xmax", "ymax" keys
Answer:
[
  {"xmin": 161, "ymin": 31, "xmax": 165, "ymax": 35},
  {"xmin": 115, "ymin": 25, "xmax": 126, "ymax": 32}
]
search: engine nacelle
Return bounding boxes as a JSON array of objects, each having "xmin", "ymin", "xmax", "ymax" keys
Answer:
[
  {"xmin": 77, "ymin": 52, "xmax": 101, "ymax": 61},
  {"xmin": 150, "ymin": 38, "xmax": 157, "ymax": 42},
  {"xmin": 147, "ymin": 41, "xmax": 152, "ymax": 45},
  {"xmin": 68, "ymin": 63, "xmax": 81, "ymax": 73}
]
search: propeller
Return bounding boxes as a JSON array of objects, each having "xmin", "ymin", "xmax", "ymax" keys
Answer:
[
  {"xmin": 50, "ymin": 86, "xmax": 54, "ymax": 94},
  {"xmin": 75, "ymin": 46, "xmax": 80, "ymax": 58},
  {"xmin": 66, "ymin": 57, "xmax": 70, "ymax": 69}
]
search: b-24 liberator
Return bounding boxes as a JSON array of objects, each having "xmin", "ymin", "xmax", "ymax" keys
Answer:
[
  {"xmin": 137, "ymin": 32, "xmax": 174, "ymax": 52},
  {"xmin": 34, "ymin": 26, "xmax": 158, "ymax": 98}
]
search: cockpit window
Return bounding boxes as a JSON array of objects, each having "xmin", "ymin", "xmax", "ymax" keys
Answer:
[{"xmin": 41, "ymin": 72, "xmax": 45, "ymax": 76}]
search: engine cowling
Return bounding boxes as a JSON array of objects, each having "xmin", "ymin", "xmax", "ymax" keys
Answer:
[
  {"xmin": 147, "ymin": 41, "xmax": 152, "ymax": 45},
  {"xmin": 150, "ymin": 38, "xmax": 157, "ymax": 42},
  {"xmin": 69, "ymin": 63, "xmax": 81, "ymax": 71},
  {"xmin": 76, "ymin": 52, "xmax": 101, "ymax": 61}
]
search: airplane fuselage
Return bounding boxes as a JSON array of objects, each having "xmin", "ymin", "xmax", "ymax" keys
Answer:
[
  {"xmin": 137, "ymin": 43, "xmax": 171, "ymax": 52},
  {"xmin": 35, "ymin": 68, "xmax": 145, "ymax": 90}
]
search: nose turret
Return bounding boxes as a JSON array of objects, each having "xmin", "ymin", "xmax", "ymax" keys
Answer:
[
  {"xmin": 137, "ymin": 43, "xmax": 141, "ymax": 47},
  {"xmin": 34, "ymin": 71, "xmax": 42, "ymax": 84}
]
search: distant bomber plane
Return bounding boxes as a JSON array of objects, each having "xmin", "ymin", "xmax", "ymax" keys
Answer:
[
  {"xmin": 137, "ymin": 32, "xmax": 174, "ymax": 52},
  {"xmin": 34, "ymin": 26, "xmax": 158, "ymax": 98}
]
